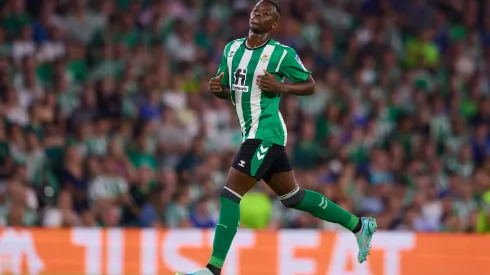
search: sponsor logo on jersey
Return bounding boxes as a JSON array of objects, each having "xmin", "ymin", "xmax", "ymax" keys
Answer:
[
  {"xmin": 260, "ymin": 55, "xmax": 270, "ymax": 63},
  {"xmin": 295, "ymin": 54, "xmax": 306, "ymax": 70},
  {"xmin": 228, "ymin": 51, "xmax": 235, "ymax": 57},
  {"xmin": 233, "ymin": 68, "xmax": 249, "ymax": 92},
  {"xmin": 232, "ymin": 85, "xmax": 249, "ymax": 92}
]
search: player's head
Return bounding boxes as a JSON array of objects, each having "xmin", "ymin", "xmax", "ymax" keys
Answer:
[{"xmin": 249, "ymin": 0, "xmax": 281, "ymax": 34}]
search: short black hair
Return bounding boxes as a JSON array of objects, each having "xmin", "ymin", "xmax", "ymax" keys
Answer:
[{"xmin": 262, "ymin": 0, "xmax": 281, "ymax": 16}]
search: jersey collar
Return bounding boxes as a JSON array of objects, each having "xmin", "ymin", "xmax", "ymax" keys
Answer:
[{"xmin": 244, "ymin": 38, "xmax": 270, "ymax": 50}]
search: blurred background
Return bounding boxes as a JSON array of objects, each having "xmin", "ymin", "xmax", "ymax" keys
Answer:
[{"xmin": 0, "ymin": 0, "xmax": 488, "ymax": 234}]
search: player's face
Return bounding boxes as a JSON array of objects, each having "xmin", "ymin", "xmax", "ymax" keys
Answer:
[{"xmin": 249, "ymin": 1, "xmax": 279, "ymax": 34}]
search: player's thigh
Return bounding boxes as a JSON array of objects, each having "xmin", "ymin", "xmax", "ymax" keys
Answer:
[
  {"xmin": 262, "ymin": 151, "xmax": 297, "ymax": 196},
  {"xmin": 224, "ymin": 167, "xmax": 257, "ymax": 196},
  {"xmin": 229, "ymin": 139, "xmax": 280, "ymax": 196}
]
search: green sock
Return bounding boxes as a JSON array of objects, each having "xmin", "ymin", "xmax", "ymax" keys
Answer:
[
  {"xmin": 294, "ymin": 190, "xmax": 359, "ymax": 231},
  {"xmin": 208, "ymin": 195, "xmax": 240, "ymax": 269}
]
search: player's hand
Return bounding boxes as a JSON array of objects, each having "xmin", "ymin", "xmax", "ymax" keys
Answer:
[
  {"xmin": 209, "ymin": 72, "xmax": 225, "ymax": 93},
  {"xmin": 257, "ymin": 70, "xmax": 284, "ymax": 92}
]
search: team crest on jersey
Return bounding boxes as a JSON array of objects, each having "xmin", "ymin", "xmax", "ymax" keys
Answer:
[{"xmin": 260, "ymin": 55, "xmax": 270, "ymax": 63}]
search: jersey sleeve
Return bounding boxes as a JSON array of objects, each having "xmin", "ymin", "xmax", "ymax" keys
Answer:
[
  {"xmin": 278, "ymin": 48, "xmax": 312, "ymax": 83},
  {"xmin": 217, "ymin": 43, "xmax": 230, "ymax": 86}
]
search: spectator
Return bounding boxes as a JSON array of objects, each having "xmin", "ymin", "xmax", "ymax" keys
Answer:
[
  {"xmin": 42, "ymin": 190, "xmax": 80, "ymax": 227},
  {"xmin": 166, "ymin": 186, "xmax": 191, "ymax": 228},
  {"xmin": 88, "ymin": 157, "xmax": 129, "ymax": 215},
  {"xmin": 60, "ymin": 146, "xmax": 89, "ymax": 215},
  {"xmin": 0, "ymin": 0, "xmax": 485, "ymax": 233},
  {"xmin": 189, "ymin": 197, "xmax": 216, "ymax": 228},
  {"xmin": 404, "ymin": 28, "xmax": 440, "ymax": 69},
  {"xmin": 36, "ymin": 26, "xmax": 66, "ymax": 63},
  {"xmin": 61, "ymin": 0, "xmax": 106, "ymax": 44},
  {"xmin": 121, "ymin": 165, "xmax": 153, "ymax": 226},
  {"xmin": 2, "ymin": 0, "xmax": 31, "ymax": 37},
  {"xmin": 139, "ymin": 185, "xmax": 166, "ymax": 228},
  {"xmin": 12, "ymin": 24, "xmax": 35, "ymax": 65}
]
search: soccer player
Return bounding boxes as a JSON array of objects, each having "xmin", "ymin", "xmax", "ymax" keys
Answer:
[{"xmin": 176, "ymin": 1, "xmax": 377, "ymax": 274}]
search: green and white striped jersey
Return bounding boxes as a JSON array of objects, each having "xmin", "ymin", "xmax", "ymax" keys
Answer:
[{"xmin": 218, "ymin": 38, "xmax": 311, "ymax": 146}]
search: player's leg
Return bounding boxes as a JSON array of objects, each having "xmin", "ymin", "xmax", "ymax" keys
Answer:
[
  {"xmin": 265, "ymin": 170, "xmax": 361, "ymax": 230},
  {"xmin": 177, "ymin": 140, "xmax": 279, "ymax": 275},
  {"xmin": 205, "ymin": 167, "xmax": 256, "ymax": 275},
  {"xmin": 263, "ymin": 151, "xmax": 377, "ymax": 263},
  {"xmin": 181, "ymin": 169, "xmax": 255, "ymax": 275},
  {"xmin": 207, "ymin": 140, "xmax": 283, "ymax": 274}
]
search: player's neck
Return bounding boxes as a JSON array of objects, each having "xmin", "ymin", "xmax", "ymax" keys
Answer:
[{"xmin": 246, "ymin": 31, "xmax": 270, "ymax": 49}]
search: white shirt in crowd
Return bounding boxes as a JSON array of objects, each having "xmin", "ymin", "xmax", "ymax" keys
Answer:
[{"xmin": 89, "ymin": 175, "xmax": 128, "ymax": 201}]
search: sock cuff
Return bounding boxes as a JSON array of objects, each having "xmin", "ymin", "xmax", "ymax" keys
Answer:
[
  {"xmin": 220, "ymin": 187, "xmax": 242, "ymax": 203},
  {"xmin": 347, "ymin": 216, "xmax": 360, "ymax": 232},
  {"xmin": 281, "ymin": 188, "xmax": 305, "ymax": 207},
  {"xmin": 278, "ymin": 186, "xmax": 300, "ymax": 200},
  {"xmin": 209, "ymin": 256, "xmax": 225, "ymax": 269}
]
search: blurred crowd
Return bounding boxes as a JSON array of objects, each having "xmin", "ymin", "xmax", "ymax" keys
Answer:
[{"xmin": 0, "ymin": 0, "xmax": 489, "ymax": 233}]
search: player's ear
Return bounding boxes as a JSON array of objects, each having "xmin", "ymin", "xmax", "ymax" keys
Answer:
[{"xmin": 271, "ymin": 20, "xmax": 279, "ymax": 30}]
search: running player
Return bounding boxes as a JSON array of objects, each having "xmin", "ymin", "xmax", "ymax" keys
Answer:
[{"xmin": 177, "ymin": 1, "xmax": 377, "ymax": 274}]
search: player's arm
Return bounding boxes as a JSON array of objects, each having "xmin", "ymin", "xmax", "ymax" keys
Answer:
[
  {"xmin": 209, "ymin": 72, "xmax": 231, "ymax": 99},
  {"xmin": 257, "ymin": 48, "xmax": 315, "ymax": 96},
  {"xmin": 287, "ymin": 76, "xmax": 315, "ymax": 96},
  {"xmin": 209, "ymin": 45, "xmax": 231, "ymax": 99},
  {"xmin": 258, "ymin": 72, "xmax": 315, "ymax": 96}
]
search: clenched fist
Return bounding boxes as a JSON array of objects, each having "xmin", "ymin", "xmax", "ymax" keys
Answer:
[
  {"xmin": 257, "ymin": 70, "xmax": 284, "ymax": 92},
  {"xmin": 209, "ymin": 72, "xmax": 225, "ymax": 93}
]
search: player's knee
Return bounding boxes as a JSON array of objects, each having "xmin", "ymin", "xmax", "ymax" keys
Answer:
[
  {"xmin": 280, "ymin": 187, "xmax": 305, "ymax": 208},
  {"xmin": 220, "ymin": 187, "xmax": 242, "ymax": 204}
]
